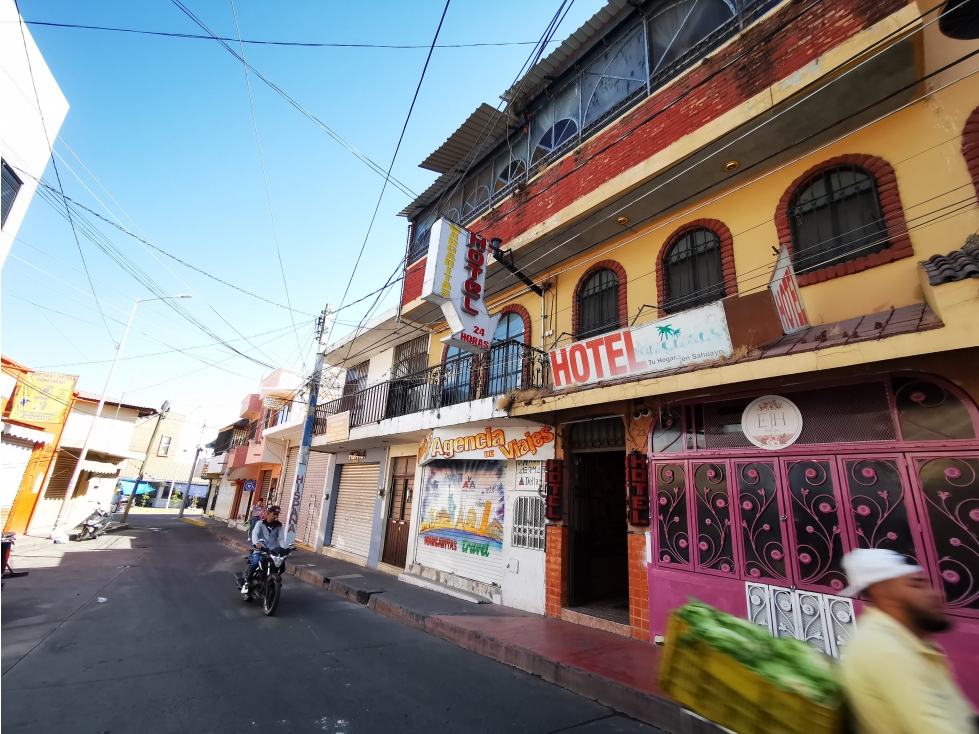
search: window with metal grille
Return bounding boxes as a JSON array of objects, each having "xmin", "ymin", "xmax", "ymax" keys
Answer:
[
  {"xmin": 511, "ymin": 495, "xmax": 545, "ymax": 550},
  {"xmin": 787, "ymin": 165, "xmax": 888, "ymax": 274},
  {"xmin": 392, "ymin": 336, "xmax": 429, "ymax": 379},
  {"xmin": 567, "ymin": 417, "xmax": 626, "ymax": 451},
  {"xmin": 663, "ymin": 227, "xmax": 726, "ymax": 313},
  {"xmin": 2, "ymin": 160, "xmax": 23, "ymax": 227},
  {"xmin": 576, "ymin": 268, "xmax": 620, "ymax": 339},
  {"xmin": 343, "ymin": 361, "xmax": 369, "ymax": 396},
  {"xmin": 488, "ymin": 312, "xmax": 526, "ymax": 396}
]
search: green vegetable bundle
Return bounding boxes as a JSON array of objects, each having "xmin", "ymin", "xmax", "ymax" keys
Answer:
[{"xmin": 675, "ymin": 601, "xmax": 841, "ymax": 705}]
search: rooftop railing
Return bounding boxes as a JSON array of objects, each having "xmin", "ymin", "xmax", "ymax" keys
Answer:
[{"xmin": 314, "ymin": 339, "xmax": 551, "ymax": 433}]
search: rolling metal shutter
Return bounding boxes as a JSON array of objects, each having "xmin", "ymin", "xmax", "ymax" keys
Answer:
[
  {"xmin": 278, "ymin": 447, "xmax": 300, "ymax": 507},
  {"xmin": 329, "ymin": 463, "xmax": 379, "ymax": 559},
  {"xmin": 295, "ymin": 452, "xmax": 329, "ymax": 549}
]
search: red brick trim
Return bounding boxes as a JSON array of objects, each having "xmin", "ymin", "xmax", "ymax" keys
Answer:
[
  {"xmin": 545, "ymin": 524, "xmax": 568, "ymax": 618},
  {"xmin": 401, "ymin": 257, "xmax": 427, "ymax": 305},
  {"xmin": 655, "ymin": 219, "xmax": 737, "ymax": 312},
  {"xmin": 497, "ymin": 303, "xmax": 532, "ymax": 344},
  {"xmin": 440, "ymin": 344, "xmax": 449, "ymax": 364},
  {"xmin": 962, "ymin": 106, "xmax": 979, "ymax": 200},
  {"xmin": 572, "ymin": 260, "xmax": 628, "ymax": 340},
  {"xmin": 627, "ymin": 532, "xmax": 650, "ymax": 641},
  {"xmin": 774, "ymin": 154, "xmax": 914, "ymax": 286}
]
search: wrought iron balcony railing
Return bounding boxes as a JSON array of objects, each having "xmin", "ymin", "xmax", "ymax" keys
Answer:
[{"xmin": 314, "ymin": 339, "xmax": 551, "ymax": 433}]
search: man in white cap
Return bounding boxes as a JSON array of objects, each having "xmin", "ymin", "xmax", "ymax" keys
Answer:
[{"xmin": 839, "ymin": 548, "xmax": 976, "ymax": 734}]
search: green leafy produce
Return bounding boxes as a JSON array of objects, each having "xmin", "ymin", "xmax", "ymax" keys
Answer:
[{"xmin": 674, "ymin": 600, "xmax": 841, "ymax": 705}]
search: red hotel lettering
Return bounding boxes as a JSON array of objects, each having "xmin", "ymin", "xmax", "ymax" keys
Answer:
[
  {"xmin": 584, "ymin": 339, "xmax": 606, "ymax": 380},
  {"xmin": 550, "ymin": 348, "xmax": 572, "ymax": 387},
  {"xmin": 621, "ymin": 330, "xmax": 647, "ymax": 373},
  {"xmin": 462, "ymin": 233, "xmax": 487, "ymax": 316},
  {"xmin": 569, "ymin": 343, "xmax": 589, "ymax": 383},
  {"xmin": 604, "ymin": 333, "xmax": 627, "ymax": 377}
]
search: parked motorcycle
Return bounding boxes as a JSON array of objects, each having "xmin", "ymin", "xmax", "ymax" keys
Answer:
[
  {"xmin": 77, "ymin": 504, "xmax": 112, "ymax": 541},
  {"xmin": 234, "ymin": 545, "xmax": 294, "ymax": 616}
]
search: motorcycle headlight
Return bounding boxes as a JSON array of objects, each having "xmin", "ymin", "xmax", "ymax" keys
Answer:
[{"xmin": 273, "ymin": 556, "xmax": 284, "ymax": 567}]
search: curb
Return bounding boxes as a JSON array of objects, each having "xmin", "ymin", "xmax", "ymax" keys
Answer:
[
  {"xmin": 179, "ymin": 518, "xmax": 207, "ymax": 527},
  {"xmin": 202, "ymin": 524, "xmax": 719, "ymax": 734}
]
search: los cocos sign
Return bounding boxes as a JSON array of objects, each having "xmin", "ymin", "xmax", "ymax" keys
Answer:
[{"xmin": 420, "ymin": 219, "xmax": 500, "ymax": 354}]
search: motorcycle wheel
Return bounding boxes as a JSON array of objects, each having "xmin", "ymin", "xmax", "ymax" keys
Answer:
[{"xmin": 262, "ymin": 575, "xmax": 280, "ymax": 616}]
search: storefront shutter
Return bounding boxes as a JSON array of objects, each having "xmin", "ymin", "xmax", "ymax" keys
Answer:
[
  {"xmin": 329, "ymin": 463, "xmax": 379, "ymax": 559},
  {"xmin": 295, "ymin": 452, "xmax": 330, "ymax": 549},
  {"xmin": 1, "ymin": 439, "xmax": 33, "ymax": 527}
]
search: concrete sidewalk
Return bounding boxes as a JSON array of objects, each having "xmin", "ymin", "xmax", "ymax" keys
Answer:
[{"xmin": 201, "ymin": 518, "xmax": 721, "ymax": 734}]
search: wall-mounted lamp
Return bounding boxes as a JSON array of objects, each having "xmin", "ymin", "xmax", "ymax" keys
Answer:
[
  {"xmin": 724, "ymin": 160, "xmax": 740, "ymax": 172},
  {"xmin": 617, "ymin": 216, "xmax": 629, "ymax": 225}
]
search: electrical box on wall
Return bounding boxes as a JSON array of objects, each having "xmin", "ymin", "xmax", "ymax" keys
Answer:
[
  {"xmin": 544, "ymin": 459, "xmax": 563, "ymax": 521},
  {"xmin": 626, "ymin": 451, "xmax": 650, "ymax": 526}
]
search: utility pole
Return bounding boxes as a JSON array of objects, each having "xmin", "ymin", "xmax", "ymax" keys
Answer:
[
  {"xmin": 121, "ymin": 400, "xmax": 170, "ymax": 523},
  {"xmin": 179, "ymin": 421, "xmax": 207, "ymax": 518},
  {"xmin": 283, "ymin": 304, "xmax": 332, "ymax": 547}
]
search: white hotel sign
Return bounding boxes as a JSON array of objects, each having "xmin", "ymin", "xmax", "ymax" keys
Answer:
[
  {"xmin": 549, "ymin": 302, "xmax": 734, "ymax": 389},
  {"xmin": 420, "ymin": 219, "xmax": 500, "ymax": 355}
]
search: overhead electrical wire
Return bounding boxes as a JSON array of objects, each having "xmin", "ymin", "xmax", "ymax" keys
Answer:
[
  {"xmin": 228, "ymin": 0, "xmax": 306, "ymax": 373},
  {"xmin": 22, "ymin": 20, "xmax": 561, "ymax": 49},
  {"xmin": 170, "ymin": 0, "xmax": 419, "ymax": 200},
  {"xmin": 12, "ymin": 0, "xmax": 116, "ymax": 347}
]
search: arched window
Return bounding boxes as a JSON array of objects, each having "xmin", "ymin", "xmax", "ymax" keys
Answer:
[
  {"xmin": 663, "ymin": 227, "xmax": 726, "ymax": 313},
  {"xmin": 488, "ymin": 311, "xmax": 528, "ymax": 395},
  {"xmin": 441, "ymin": 345, "xmax": 474, "ymax": 406},
  {"xmin": 576, "ymin": 268, "xmax": 620, "ymax": 339},
  {"xmin": 786, "ymin": 164, "xmax": 888, "ymax": 273}
]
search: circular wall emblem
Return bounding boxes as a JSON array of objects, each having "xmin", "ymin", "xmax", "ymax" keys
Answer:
[
  {"xmin": 741, "ymin": 395, "xmax": 803, "ymax": 450},
  {"xmin": 243, "ymin": 479, "xmax": 257, "ymax": 493}
]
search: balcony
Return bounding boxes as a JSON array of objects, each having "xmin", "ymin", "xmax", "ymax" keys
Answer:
[
  {"xmin": 261, "ymin": 368, "xmax": 303, "ymax": 399},
  {"xmin": 314, "ymin": 340, "xmax": 550, "ymax": 433},
  {"xmin": 227, "ymin": 445, "xmax": 249, "ymax": 471},
  {"xmin": 240, "ymin": 393, "xmax": 262, "ymax": 420}
]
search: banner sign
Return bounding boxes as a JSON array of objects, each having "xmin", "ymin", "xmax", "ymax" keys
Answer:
[
  {"xmin": 322, "ymin": 411, "xmax": 350, "ymax": 444},
  {"xmin": 769, "ymin": 245, "xmax": 810, "ymax": 334},
  {"xmin": 8, "ymin": 371, "xmax": 77, "ymax": 426},
  {"xmin": 549, "ymin": 302, "xmax": 733, "ymax": 390},
  {"xmin": 418, "ymin": 425, "xmax": 555, "ymax": 465},
  {"xmin": 263, "ymin": 396, "xmax": 286, "ymax": 410},
  {"xmin": 420, "ymin": 218, "xmax": 501, "ymax": 354}
]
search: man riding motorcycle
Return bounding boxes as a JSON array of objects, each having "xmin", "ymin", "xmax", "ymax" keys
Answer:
[{"xmin": 242, "ymin": 505, "xmax": 282, "ymax": 596}]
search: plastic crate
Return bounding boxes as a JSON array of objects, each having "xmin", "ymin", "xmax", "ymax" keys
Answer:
[{"xmin": 657, "ymin": 612, "xmax": 841, "ymax": 734}]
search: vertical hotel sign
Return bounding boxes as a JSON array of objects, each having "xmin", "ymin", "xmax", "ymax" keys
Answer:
[
  {"xmin": 419, "ymin": 219, "xmax": 500, "ymax": 354},
  {"xmin": 769, "ymin": 245, "xmax": 809, "ymax": 334},
  {"xmin": 8, "ymin": 371, "xmax": 77, "ymax": 426}
]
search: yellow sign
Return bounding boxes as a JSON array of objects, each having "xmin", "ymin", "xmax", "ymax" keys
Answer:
[
  {"xmin": 323, "ymin": 411, "xmax": 350, "ymax": 443},
  {"xmin": 9, "ymin": 371, "xmax": 77, "ymax": 426}
]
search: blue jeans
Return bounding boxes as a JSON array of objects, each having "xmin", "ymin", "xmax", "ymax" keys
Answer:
[{"xmin": 245, "ymin": 549, "xmax": 264, "ymax": 585}]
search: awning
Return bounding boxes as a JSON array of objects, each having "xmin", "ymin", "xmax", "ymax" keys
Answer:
[
  {"xmin": 2, "ymin": 422, "xmax": 51, "ymax": 445},
  {"xmin": 80, "ymin": 459, "xmax": 120, "ymax": 476}
]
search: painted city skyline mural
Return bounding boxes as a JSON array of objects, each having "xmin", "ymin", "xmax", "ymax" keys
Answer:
[{"xmin": 418, "ymin": 461, "xmax": 505, "ymax": 559}]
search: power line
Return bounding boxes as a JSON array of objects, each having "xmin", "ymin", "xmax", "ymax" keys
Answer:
[
  {"xmin": 228, "ymin": 0, "xmax": 305, "ymax": 373},
  {"xmin": 170, "ymin": 0, "xmax": 419, "ymax": 200},
  {"xmin": 21, "ymin": 20, "xmax": 560, "ymax": 49},
  {"xmin": 12, "ymin": 0, "xmax": 115, "ymax": 348}
]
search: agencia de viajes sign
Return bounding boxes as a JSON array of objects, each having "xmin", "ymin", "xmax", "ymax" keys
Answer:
[{"xmin": 549, "ymin": 301, "xmax": 733, "ymax": 389}]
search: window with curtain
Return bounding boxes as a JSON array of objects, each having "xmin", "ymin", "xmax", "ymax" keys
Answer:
[
  {"xmin": 787, "ymin": 164, "xmax": 888, "ymax": 273},
  {"xmin": 663, "ymin": 227, "xmax": 726, "ymax": 313},
  {"xmin": 576, "ymin": 268, "xmax": 620, "ymax": 339},
  {"xmin": 488, "ymin": 312, "xmax": 526, "ymax": 396}
]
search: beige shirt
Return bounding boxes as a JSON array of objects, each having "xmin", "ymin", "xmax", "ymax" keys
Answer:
[{"xmin": 839, "ymin": 607, "xmax": 975, "ymax": 734}]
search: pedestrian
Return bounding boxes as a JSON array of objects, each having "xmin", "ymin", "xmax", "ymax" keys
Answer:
[
  {"xmin": 247, "ymin": 497, "xmax": 264, "ymax": 537},
  {"xmin": 838, "ymin": 548, "xmax": 977, "ymax": 734}
]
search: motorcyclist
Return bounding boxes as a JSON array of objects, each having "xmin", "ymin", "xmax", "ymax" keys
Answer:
[{"xmin": 241, "ymin": 505, "xmax": 282, "ymax": 595}]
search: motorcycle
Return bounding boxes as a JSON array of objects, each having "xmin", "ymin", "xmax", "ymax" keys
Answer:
[
  {"xmin": 234, "ymin": 545, "xmax": 294, "ymax": 616},
  {"xmin": 77, "ymin": 504, "xmax": 112, "ymax": 541}
]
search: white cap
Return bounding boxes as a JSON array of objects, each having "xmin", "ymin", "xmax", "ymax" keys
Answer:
[{"xmin": 841, "ymin": 548, "xmax": 923, "ymax": 597}]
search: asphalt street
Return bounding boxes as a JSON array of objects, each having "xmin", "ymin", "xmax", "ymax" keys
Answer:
[{"xmin": 1, "ymin": 515, "xmax": 659, "ymax": 734}]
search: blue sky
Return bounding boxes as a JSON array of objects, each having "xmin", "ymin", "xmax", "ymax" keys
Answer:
[{"xmin": 3, "ymin": 0, "xmax": 604, "ymax": 437}]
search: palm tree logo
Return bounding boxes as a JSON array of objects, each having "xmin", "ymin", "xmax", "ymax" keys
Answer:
[{"xmin": 657, "ymin": 324, "xmax": 681, "ymax": 341}]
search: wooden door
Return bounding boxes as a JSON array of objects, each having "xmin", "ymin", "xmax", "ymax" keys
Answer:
[{"xmin": 381, "ymin": 456, "xmax": 415, "ymax": 568}]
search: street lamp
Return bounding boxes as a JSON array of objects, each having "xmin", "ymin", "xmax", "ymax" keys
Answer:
[{"xmin": 51, "ymin": 295, "xmax": 193, "ymax": 537}]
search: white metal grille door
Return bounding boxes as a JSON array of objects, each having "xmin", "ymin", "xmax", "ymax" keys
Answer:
[
  {"xmin": 330, "ymin": 463, "xmax": 379, "ymax": 559},
  {"xmin": 295, "ymin": 452, "xmax": 329, "ymax": 548},
  {"xmin": 746, "ymin": 582, "xmax": 856, "ymax": 658}
]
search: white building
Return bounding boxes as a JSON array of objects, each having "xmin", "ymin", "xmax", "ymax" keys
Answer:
[{"xmin": 1, "ymin": 0, "xmax": 69, "ymax": 264}]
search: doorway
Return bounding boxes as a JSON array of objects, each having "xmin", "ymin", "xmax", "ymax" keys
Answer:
[
  {"xmin": 381, "ymin": 456, "xmax": 415, "ymax": 568},
  {"xmin": 568, "ymin": 418, "xmax": 628, "ymax": 623}
]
